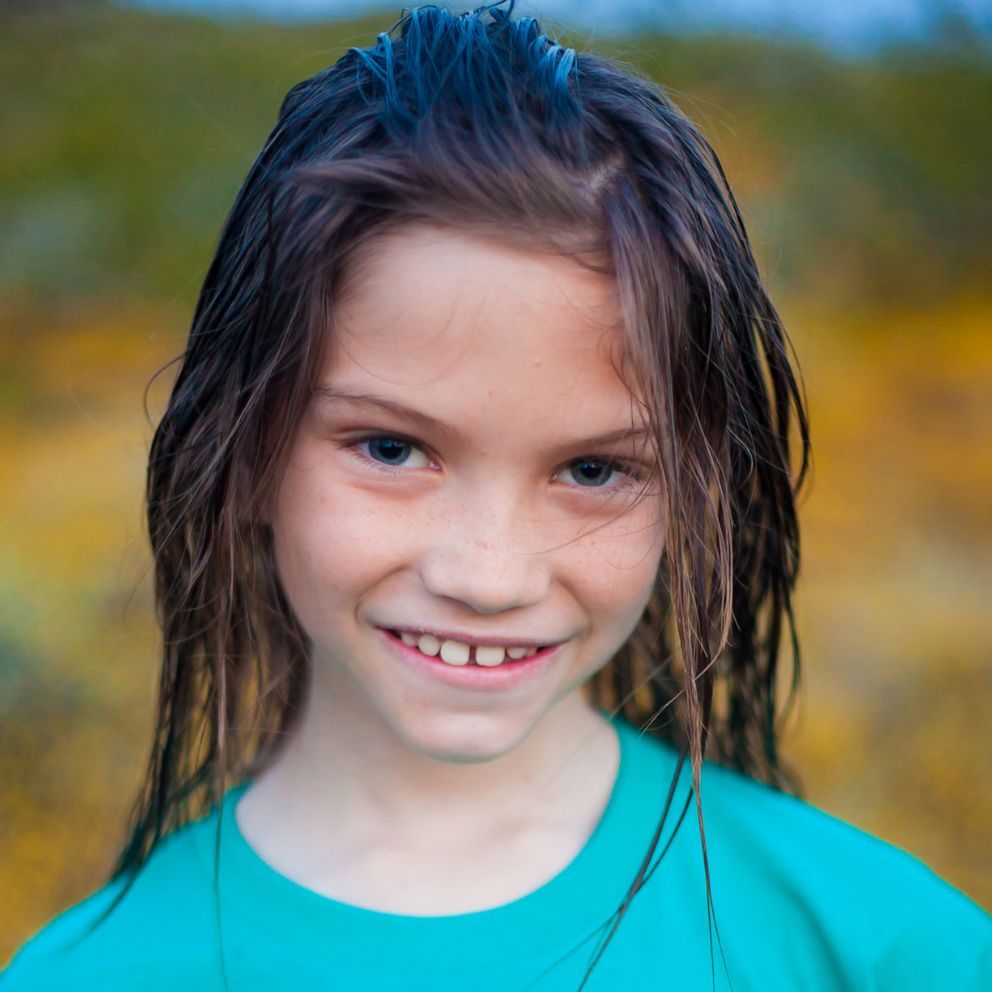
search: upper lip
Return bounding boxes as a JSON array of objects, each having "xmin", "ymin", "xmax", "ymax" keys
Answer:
[{"xmin": 379, "ymin": 625, "xmax": 565, "ymax": 649}]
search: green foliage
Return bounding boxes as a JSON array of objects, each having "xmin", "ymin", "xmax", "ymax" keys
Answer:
[
  {"xmin": 0, "ymin": 4, "xmax": 392, "ymax": 303},
  {"xmin": 1, "ymin": 4, "xmax": 989, "ymax": 309}
]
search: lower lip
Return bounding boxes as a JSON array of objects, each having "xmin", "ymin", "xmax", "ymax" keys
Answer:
[{"xmin": 379, "ymin": 629, "xmax": 563, "ymax": 690}]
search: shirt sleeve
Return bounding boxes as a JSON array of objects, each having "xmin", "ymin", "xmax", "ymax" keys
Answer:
[{"xmin": 868, "ymin": 852, "xmax": 992, "ymax": 991}]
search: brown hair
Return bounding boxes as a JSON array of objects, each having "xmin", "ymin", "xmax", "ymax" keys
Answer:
[{"xmin": 104, "ymin": 1, "xmax": 809, "ymax": 984}]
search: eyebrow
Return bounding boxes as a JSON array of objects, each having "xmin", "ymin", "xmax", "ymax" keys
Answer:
[{"xmin": 312, "ymin": 385, "xmax": 652, "ymax": 451}]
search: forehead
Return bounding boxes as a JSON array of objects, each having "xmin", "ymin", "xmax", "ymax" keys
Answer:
[{"xmin": 323, "ymin": 224, "xmax": 643, "ymax": 435}]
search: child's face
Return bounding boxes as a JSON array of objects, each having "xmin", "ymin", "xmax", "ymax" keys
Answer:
[{"xmin": 270, "ymin": 223, "xmax": 666, "ymax": 760}]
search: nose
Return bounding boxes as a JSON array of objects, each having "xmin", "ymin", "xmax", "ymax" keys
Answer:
[{"xmin": 418, "ymin": 499, "xmax": 551, "ymax": 615}]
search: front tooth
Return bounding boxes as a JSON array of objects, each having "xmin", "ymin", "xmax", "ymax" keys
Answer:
[
  {"xmin": 506, "ymin": 646, "xmax": 528, "ymax": 660},
  {"xmin": 418, "ymin": 634, "xmax": 441, "ymax": 656},
  {"xmin": 439, "ymin": 640, "xmax": 470, "ymax": 666},
  {"xmin": 400, "ymin": 631, "xmax": 418, "ymax": 646},
  {"xmin": 475, "ymin": 645, "xmax": 506, "ymax": 667}
]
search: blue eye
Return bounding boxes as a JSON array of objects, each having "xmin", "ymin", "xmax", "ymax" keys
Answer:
[
  {"xmin": 367, "ymin": 438, "xmax": 413, "ymax": 465},
  {"xmin": 351, "ymin": 437, "xmax": 638, "ymax": 488},
  {"xmin": 566, "ymin": 460, "xmax": 617, "ymax": 487},
  {"xmin": 355, "ymin": 436, "xmax": 432, "ymax": 470}
]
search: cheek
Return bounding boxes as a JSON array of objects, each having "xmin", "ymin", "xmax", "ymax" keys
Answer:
[
  {"xmin": 568, "ymin": 509, "xmax": 665, "ymax": 632},
  {"xmin": 269, "ymin": 457, "xmax": 417, "ymax": 621}
]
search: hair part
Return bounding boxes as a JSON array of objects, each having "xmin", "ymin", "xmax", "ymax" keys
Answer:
[{"xmin": 93, "ymin": 2, "xmax": 810, "ymax": 985}]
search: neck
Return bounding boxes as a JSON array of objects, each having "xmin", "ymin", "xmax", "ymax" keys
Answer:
[{"xmin": 235, "ymin": 663, "xmax": 619, "ymax": 878}]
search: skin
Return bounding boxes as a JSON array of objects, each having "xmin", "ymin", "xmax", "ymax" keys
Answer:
[{"xmin": 237, "ymin": 223, "xmax": 666, "ymax": 914}]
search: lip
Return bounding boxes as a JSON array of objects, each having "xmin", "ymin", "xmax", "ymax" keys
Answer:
[
  {"xmin": 378, "ymin": 628, "xmax": 564, "ymax": 690},
  {"xmin": 379, "ymin": 625, "xmax": 562, "ymax": 650}
]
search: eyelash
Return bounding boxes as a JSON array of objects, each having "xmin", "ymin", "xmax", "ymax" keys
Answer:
[{"xmin": 342, "ymin": 433, "xmax": 646, "ymax": 491}]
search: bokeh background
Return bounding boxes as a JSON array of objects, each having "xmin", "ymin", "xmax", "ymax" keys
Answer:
[{"xmin": 2, "ymin": 0, "xmax": 990, "ymax": 963}]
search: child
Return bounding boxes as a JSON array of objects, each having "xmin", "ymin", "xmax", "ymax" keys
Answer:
[{"xmin": 3, "ymin": 2, "xmax": 990, "ymax": 989}]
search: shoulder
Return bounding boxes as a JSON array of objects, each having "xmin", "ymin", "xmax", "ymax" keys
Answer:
[
  {"xmin": 1, "ymin": 813, "xmax": 222, "ymax": 990},
  {"xmin": 703, "ymin": 756, "xmax": 992, "ymax": 987},
  {"xmin": 618, "ymin": 723, "xmax": 992, "ymax": 988},
  {"xmin": 699, "ymin": 753, "xmax": 984, "ymax": 914}
]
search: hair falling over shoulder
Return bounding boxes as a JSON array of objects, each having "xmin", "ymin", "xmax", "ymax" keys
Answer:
[{"xmin": 98, "ymin": 0, "xmax": 810, "ymax": 976}]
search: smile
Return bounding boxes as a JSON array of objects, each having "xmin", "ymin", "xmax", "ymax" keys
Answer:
[{"xmin": 384, "ymin": 629, "xmax": 549, "ymax": 667}]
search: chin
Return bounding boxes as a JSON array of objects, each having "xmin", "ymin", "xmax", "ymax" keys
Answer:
[{"xmin": 390, "ymin": 706, "xmax": 539, "ymax": 765}]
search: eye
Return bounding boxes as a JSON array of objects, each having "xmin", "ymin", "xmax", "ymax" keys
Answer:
[
  {"xmin": 355, "ymin": 435, "xmax": 432, "ymax": 470},
  {"xmin": 560, "ymin": 458, "xmax": 632, "ymax": 489}
]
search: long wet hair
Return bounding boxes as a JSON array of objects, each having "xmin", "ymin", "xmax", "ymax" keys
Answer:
[{"xmin": 100, "ymin": 0, "xmax": 810, "ymax": 985}]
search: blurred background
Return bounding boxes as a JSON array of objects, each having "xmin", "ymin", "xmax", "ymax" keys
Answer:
[{"xmin": 1, "ymin": 0, "xmax": 990, "ymax": 963}]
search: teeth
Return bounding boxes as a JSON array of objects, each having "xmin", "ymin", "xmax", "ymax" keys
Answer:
[
  {"xmin": 398, "ymin": 631, "xmax": 542, "ymax": 667},
  {"xmin": 439, "ymin": 640, "xmax": 471, "ymax": 666},
  {"xmin": 417, "ymin": 634, "xmax": 441, "ymax": 656},
  {"xmin": 475, "ymin": 645, "xmax": 506, "ymax": 667}
]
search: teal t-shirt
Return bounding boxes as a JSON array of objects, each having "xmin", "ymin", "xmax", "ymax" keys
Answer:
[{"xmin": 3, "ymin": 713, "xmax": 991, "ymax": 990}]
